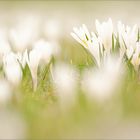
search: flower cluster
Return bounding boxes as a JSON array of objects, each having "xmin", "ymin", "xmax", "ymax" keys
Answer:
[
  {"xmin": 71, "ymin": 18, "xmax": 140, "ymax": 71},
  {"xmin": 0, "ymin": 17, "xmax": 60, "ymax": 92}
]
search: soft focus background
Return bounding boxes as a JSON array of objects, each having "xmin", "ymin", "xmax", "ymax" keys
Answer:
[
  {"xmin": 1, "ymin": 1, "xmax": 140, "ymax": 34},
  {"xmin": 0, "ymin": 0, "xmax": 140, "ymax": 139}
]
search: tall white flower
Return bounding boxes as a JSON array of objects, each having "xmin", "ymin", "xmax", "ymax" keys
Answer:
[
  {"xmin": 123, "ymin": 24, "xmax": 138, "ymax": 49},
  {"xmin": 95, "ymin": 18, "xmax": 113, "ymax": 52},
  {"xmin": 27, "ymin": 39, "xmax": 54, "ymax": 90},
  {"xmin": 117, "ymin": 21, "xmax": 140, "ymax": 71},
  {"xmin": 26, "ymin": 49, "xmax": 41, "ymax": 91},
  {"xmin": 3, "ymin": 52, "xmax": 22, "ymax": 87}
]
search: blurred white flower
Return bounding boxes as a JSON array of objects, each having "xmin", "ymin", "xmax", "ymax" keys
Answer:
[
  {"xmin": 0, "ymin": 110, "xmax": 26, "ymax": 139},
  {"xmin": 52, "ymin": 63, "xmax": 78, "ymax": 106},
  {"xmin": 0, "ymin": 41, "xmax": 11, "ymax": 64},
  {"xmin": 26, "ymin": 49, "xmax": 41, "ymax": 91},
  {"xmin": 0, "ymin": 79, "xmax": 12, "ymax": 104},
  {"xmin": 44, "ymin": 19, "xmax": 62, "ymax": 41},
  {"xmin": 3, "ymin": 52, "xmax": 22, "ymax": 87},
  {"xmin": 9, "ymin": 16, "xmax": 40, "ymax": 52},
  {"xmin": 27, "ymin": 39, "xmax": 55, "ymax": 90},
  {"xmin": 82, "ymin": 55, "xmax": 124, "ymax": 102},
  {"xmin": 95, "ymin": 18, "xmax": 113, "ymax": 52},
  {"xmin": 0, "ymin": 28, "xmax": 11, "ymax": 65},
  {"xmin": 49, "ymin": 41, "xmax": 61, "ymax": 58},
  {"xmin": 33, "ymin": 39, "xmax": 53, "ymax": 64}
]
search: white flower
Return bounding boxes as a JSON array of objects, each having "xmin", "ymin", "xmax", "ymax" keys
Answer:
[
  {"xmin": 9, "ymin": 16, "xmax": 39, "ymax": 52},
  {"xmin": 26, "ymin": 49, "xmax": 41, "ymax": 91},
  {"xmin": 82, "ymin": 55, "xmax": 124, "ymax": 102},
  {"xmin": 124, "ymin": 25, "xmax": 138, "ymax": 49},
  {"xmin": 26, "ymin": 39, "xmax": 55, "ymax": 90},
  {"xmin": 88, "ymin": 32, "xmax": 103, "ymax": 66},
  {"xmin": 3, "ymin": 52, "xmax": 22, "ymax": 86},
  {"xmin": 117, "ymin": 21, "xmax": 138, "ymax": 59},
  {"xmin": 33, "ymin": 39, "xmax": 53, "ymax": 64},
  {"xmin": 117, "ymin": 21, "xmax": 126, "ymax": 58},
  {"xmin": 117, "ymin": 21, "xmax": 140, "ymax": 70},
  {"xmin": 71, "ymin": 24, "xmax": 102, "ymax": 66},
  {"xmin": 0, "ymin": 79, "xmax": 12, "ymax": 104},
  {"xmin": 0, "ymin": 28, "xmax": 11, "ymax": 65},
  {"xmin": 52, "ymin": 63, "xmax": 78, "ymax": 107},
  {"xmin": 15, "ymin": 39, "xmax": 55, "ymax": 91},
  {"xmin": 95, "ymin": 18, "xmax": 113, "ymax": 52},
  {"xmin": 71, "ymin": 24, "xmax": 91, "ymax": 49},
  {"xmin": 0, "ymin": 40, "xmax": 11, "ymax": 64},
  {"xmin": 71, "ymin": 19, "xmax": 114, "ymax": 67}
]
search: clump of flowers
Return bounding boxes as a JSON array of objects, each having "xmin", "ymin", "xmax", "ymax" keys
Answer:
[
  {"xmin": 0, "ymin": 17, "xmax": 60, "ymax": 92},
  {"xmin": 71, "ymin": 18, "xmax": 114, "ymax": 67},
  {"xmin": 71, "ymin": 18, "xmax": 140, "ymax": 73}
]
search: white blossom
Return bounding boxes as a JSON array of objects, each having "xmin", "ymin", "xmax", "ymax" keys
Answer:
[
  {"xmin": 3, "ymin": 52, "xmax": 22, "ymax": 87},
  {"xmin": 0, "ymin": 79, "xmax": 12, "ymax": 104},
  {"xmin": 95, "ymin": 18, "xmax": 113, "ymax": 52},
  {"xmin": 71, "ymin": 24, "xmax": 91, "ymax": 49},
  {"xmin": 0, "ymin": 28, "xmax": 11, "ymax": 64},
  {"xmin": 9, "ymin": 16, "xmax": 39, "ymax": 52},
  {"xmin": 33, "ymin": 39, "xmax": 53, "ymax": 64},
  {"xmin": 52, "ymin": 63, "xmax": 78, "ymax": 107},
  {"xmin": 117, "ymin": 21, "xmax": 138, "ymax": 59},
  {"xmin": 71, "ymin": 24, "xmax": 102, "ymax": 66},
  {"xmin": 26, "ymin": 49, "xmax": 41, "ymax": 91},
  {"xmin": 26, "ymin": 39, "xmax": 55, "ymax": 90},
  {"xmin": 82, "ymin": 55, "xmax": 124, "ymax": 102}
]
